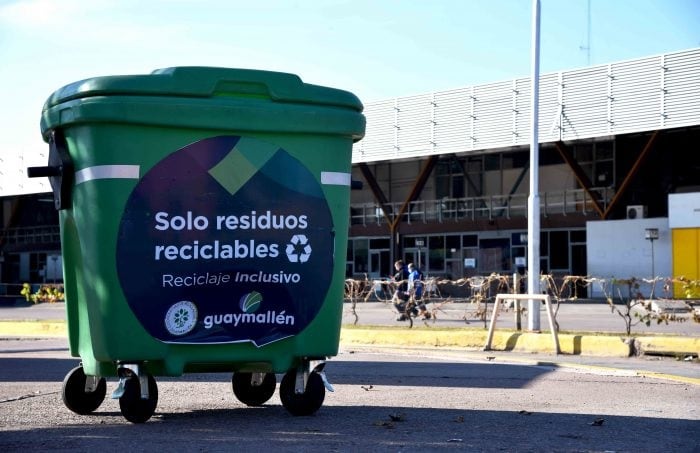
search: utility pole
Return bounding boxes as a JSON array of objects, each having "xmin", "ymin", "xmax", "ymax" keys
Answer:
[{"xmin": 528, "ymin": 0, "xmax": 542, "ymax": 331}]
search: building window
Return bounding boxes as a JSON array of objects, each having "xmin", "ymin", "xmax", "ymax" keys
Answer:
[
  {"xmin": 479, "ymin": 238, "xmax": 511, "ymax": 274},
  {"xmin": 465, "ymin": 157, "xmax": 483, "ymax": 197},
  {"xmin": 29, "ymin": 252, "xmax": 47, "ymax": 283},
  {"xmin": 445, "ymin": 235, "xmax": 460, "ymax": 258},
  {"xmin": 462, "ymin": 234, "xmax": 478, "ymax": 247},
  {"xmin": 502, "ymin": 150, "xmax": 528, "ymax": 169},
  {"xmin": 549, "ymin": 230, "xmax": 569, "ymax": 270},
  {"xmin": 435, "ymin": 160, "xmax": 465, "ymax": 199},
  {"xmin": 574, "ymin": 141, "xmax": 615, "ymax": 187},
  {"xmin": 428, "ymin": 236, "xmax": 445, "ymax": 273},
  {"xmin": 370, "ymin": 238, "xmax": 390, "ymax": 249},
  {"xmin": 352, "ymin": 239, "xmax": 368, "ymax": 274},
  {"xmin": 484, "ymin": 154, "xmax": 500, "ymax": 171}
]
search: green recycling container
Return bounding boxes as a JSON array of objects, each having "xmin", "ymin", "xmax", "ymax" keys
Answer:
[{"xmin": 33, "ymin": 67, "xmax": 364, "ymax": 421}]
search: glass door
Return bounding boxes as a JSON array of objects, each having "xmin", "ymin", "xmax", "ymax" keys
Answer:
[{"xmin": 369, "ymin": 250, "xmax": 391, "ymax": 279}]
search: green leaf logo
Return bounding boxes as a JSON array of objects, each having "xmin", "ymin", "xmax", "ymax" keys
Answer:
[{"xmin": 239, "ymin": 291, "xmax": 263, "ymax": 313}]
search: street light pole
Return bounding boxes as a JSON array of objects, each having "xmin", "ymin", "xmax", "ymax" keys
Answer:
[
  {"xmin": 645, "ymin": 228, "xmax": 659, "ymax": 276},
  {"xmin": 645, "ymin": 228, "xmax": 659, "ymax": 296},
  {"xmin": 527, "ymin": 0, "xmax": 542, "ymax": 331}
]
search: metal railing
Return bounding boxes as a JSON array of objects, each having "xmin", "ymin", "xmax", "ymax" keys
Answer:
[
  {"xmin": 0, "ymin": 225, "xmax": 61, "ymax": 246},
  {"xmin": 350, "ymin": 186, "xmax": 613, "ymax": 226},
  {"xmin": 0, "ymin": 282, "xmax": 26, "ymax": 298}
]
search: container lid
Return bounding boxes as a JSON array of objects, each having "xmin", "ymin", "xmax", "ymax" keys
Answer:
[{"xmin": 43, "ymin": 66, "xmax": 363, "ymax": 112}]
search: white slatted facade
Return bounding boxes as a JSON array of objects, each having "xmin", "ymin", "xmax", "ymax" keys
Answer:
[
  {"xmin": 664, "ymin": 51, "xmax": 700, "ymax": 126},
  {"xmin": 353, "ymin": 48, "xmax": 700, "ymax": 163},
  {"xmin": 433, "ymin": 87, "xmax": 472, "ymax": 154}
]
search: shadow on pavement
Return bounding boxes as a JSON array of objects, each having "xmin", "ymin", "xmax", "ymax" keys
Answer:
[
  {"xmin": 0, "ymin": 405, "xmax": 697, "ymax": 452},
  {"xmin": 0, "ymin": 355, "xmax": 556, "ymax": 390}
]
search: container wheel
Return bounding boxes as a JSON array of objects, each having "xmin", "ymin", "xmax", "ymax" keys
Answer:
[
  {"xmin": 279, "ymin": 370, "xmax": 325, "ymax": 416},
  {"xmin": 119, "ymin": 373, "xmax": 158, "ymax": 423},
  {"xmin": 61, "ymin": 365, "xmax": 106, "ymax": 415},
  {"xmin": 231, "ymin": 372, "xmax": 276, "ymax": 406}
]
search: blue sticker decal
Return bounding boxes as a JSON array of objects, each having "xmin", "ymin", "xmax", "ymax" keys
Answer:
[{"xmin": 116, "ymin": 136, "xmax": 334, "ymax": 346}]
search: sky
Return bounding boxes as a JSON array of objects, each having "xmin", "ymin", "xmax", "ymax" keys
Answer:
[{"xmin": 1, "ymin": 0, "xmax": 699, "ymax": 195}]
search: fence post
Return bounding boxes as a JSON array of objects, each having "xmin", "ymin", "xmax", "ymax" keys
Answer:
[{"xmin": 513, "ymin": 273, "xmax": 522, "ymax": 331}]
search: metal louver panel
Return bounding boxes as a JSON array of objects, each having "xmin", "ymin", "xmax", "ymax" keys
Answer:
[
  {"xmin": 664, "ymin": 50, "xmax": 700, "ymax": 127},
  {"xmin": 356, "ymin": 100, "xmax": 395, "ymax": 161},
  {"xmin": 561, "ymin": 66, "xmax": 609, "ymax": 140},
  {"xmin": 396, "ymin": 94, "xmax": 432, "ymax": 154},
  {"xmin": 610, "ymin": 56, "xmax": 660, "ymax": 133},
  {"xmin": 433, "ymin": 87, "xmax": 472, "ymax": 153},
  {"xmin": 536, "ymin": 73, "xmax": 560, "ymax": 143},
  {"xmin": 514, "ymin": 77, "xmax": 532, "ymax": 143},
  {"xmin": 472, "ymin": 80, "xmax": 514, "ymax": 150},
  {"xmin": 353, "ymin": 48, "xmax": 700, "ymax": 163}
]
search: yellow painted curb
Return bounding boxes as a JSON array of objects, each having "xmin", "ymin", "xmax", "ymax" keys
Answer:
[
  {"xmin": 340, "ymin": 328, "xmax": 636, "ymax": 357},
  {"xmin": 636, "ymin": 336, "xmax": 700, "ymax": 356},
  {"xmin": 0, "ymin": 321, "xmax": 697, "ymax": 359},
  {"xmin": 0, "ymin": 320, "xmax": 66, "ymax": 337},
  {"xmin": 561, "ymin": 334, "xmax": 632, "ymax": 357},
  {"xmin": 340, "ymin": 328, "xmax": 489, "ymax": 349}
]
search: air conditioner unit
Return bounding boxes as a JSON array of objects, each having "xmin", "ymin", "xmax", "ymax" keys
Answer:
[{"xmin": 626, "ymin": 205, "xmax": 647, "ymax": 219}]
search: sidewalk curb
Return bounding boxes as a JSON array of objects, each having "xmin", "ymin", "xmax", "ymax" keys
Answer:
[
  {"xmin": 1, "ymin": 320, "xmax": 698, "ymax": 359},
  {"xmin": 0, "ymin": 320, "xmax": 67, "ymax": 337},
  {"xmin": 635, "ymin": 336, "xmax": 700, "ymax": 356},
  {"xmin": 339, "ymin": 327, "xmax": 700, "ymax": 358}
]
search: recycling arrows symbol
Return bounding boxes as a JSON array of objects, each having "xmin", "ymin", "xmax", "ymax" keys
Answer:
[{"xmin": 286, "ymin": 234, "xmax": 312, "ymax": 263}]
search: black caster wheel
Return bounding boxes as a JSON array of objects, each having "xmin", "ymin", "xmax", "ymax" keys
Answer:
[
  {"xmin": 61, "ymin": 365, "xmax": 106, "ymax": 415},
  {"xmin": 232, "ymin": 372, "xmax": 277, "ymax": 406},
  {"xmin": 119, "ymin": 373, "xmax": 158, "ymax": 423},
  {"xmin": 279, "ymin": 370, "xmax": 325, "ymax": 416}
]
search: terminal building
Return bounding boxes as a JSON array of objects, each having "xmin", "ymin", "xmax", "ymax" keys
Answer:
[
  {"xmin": 346, "ymin": 47, "xmax": 700, "ymax": 297},
  {"xmin": 2, "ymin": 47, "xmax": 700, "ymax": 298}
]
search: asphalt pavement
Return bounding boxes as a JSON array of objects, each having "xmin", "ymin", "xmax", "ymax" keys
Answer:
[{"xmin": 2, "ymin": 338, "xmax": 698, "ymax": 452}]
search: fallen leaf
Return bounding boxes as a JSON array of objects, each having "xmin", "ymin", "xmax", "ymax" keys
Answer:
[
  {"xmin": 518, "ymin": 410, "xmax": 532, "ymax": 415},
  {"xmin": 361, "ymin": 385, "xmax": 374, "ymax": 391},
  {"xmin": 590, "ymin": 418, "xmax": 605, "ymax": 426},
  {"xmin": 389, "ymin": 413, "xmax": 406, "ymax": 422}
]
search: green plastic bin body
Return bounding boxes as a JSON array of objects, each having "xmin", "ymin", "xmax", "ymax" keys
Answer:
[{"xmin": 40, "ymin": 67, "xmax": 365, "ymax": 377}]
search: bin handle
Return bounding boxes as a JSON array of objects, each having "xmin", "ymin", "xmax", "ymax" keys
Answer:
[
  {"xmin": 27, "ymin": 166, "xmax": 62, "ymax": 178},
  {"xmin": 26, "ymin": 130, "xmax": 73, "ymax": 210}
]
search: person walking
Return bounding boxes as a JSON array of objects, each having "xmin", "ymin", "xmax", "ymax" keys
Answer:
[
  {"xmin": 407, "ymin": 263, "xmax": 430, "ymax": 319},
  {"xmin": 392, "ymin": 260, "xmax": 411, "ymax": 320}
]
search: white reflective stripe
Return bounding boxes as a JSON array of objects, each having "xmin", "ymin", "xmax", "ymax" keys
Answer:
[
  {"xmin": 320, "ymin": 171, "xmax": 351, "ymax": 186},
  {"xmin": 75, "ymin": 165, "xmax": 140, "ymax": 185}
]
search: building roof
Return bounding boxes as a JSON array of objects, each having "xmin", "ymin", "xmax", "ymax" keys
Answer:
[
  {"xmin": 4, "ymin": 48, "xmax": 700, "ymax": 196},
  {"xmin": 353, "ymin": 47, "xmax": 700, "ymax": 163}
]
